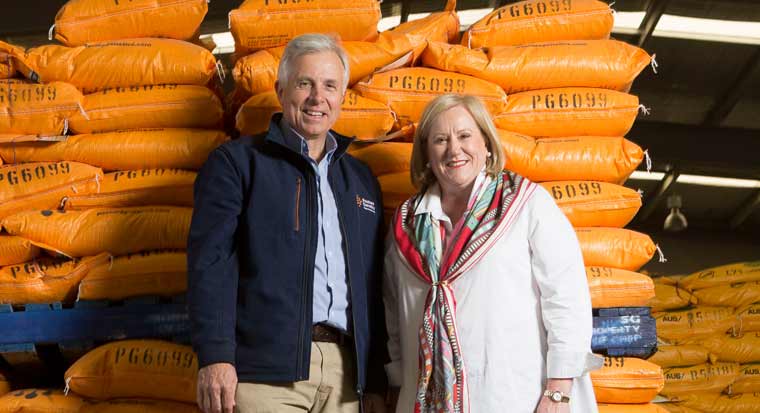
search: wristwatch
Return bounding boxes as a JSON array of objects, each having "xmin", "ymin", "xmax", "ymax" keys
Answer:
[{"xmin": 543, "ymin": 390, "xmax": 570, "ymax": 403}]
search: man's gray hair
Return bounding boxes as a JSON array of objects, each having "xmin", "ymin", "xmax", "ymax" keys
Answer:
[{"xmin": 277, "ymin": 34, "xmax": 350, "ymax": 92}]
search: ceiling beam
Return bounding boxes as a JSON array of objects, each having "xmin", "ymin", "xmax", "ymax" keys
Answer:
[
  {"xmin": 730, "ymin": 189, "xmax": 760, "ymax": 229},
  {"xmin": 637, "ymin": 0, "xmax": 671, "ymax": 48},
  {"xmin": 635, "ymin": 169, "xmax": 680, "ymax": 223},
  {"xmin": 702, "ymin": 47, "xmax": 760, "ymax": 127},
  {"xmin": 400, "ymin": 0, "xmax": 412, "ymax": 23}
]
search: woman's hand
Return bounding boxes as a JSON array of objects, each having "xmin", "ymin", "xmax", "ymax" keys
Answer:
[{"xmin": 535, "ymin": 378, "xmax": 572, "ymax": 413}]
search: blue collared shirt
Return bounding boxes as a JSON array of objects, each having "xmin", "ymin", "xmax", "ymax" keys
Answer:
[{"xmin": 280, "ymin": 120, "xmax": 350, "ymax": 332}]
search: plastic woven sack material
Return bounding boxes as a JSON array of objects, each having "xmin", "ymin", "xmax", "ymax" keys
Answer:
[
  {"xmin": 355, "ymin": 67, "xmax": 507, "ymax": 129},
  {"xmin": 61, "ymin": 169, "xmax": 195, "ymax": 210},
  {"xmin": 657, "ymin": 402, "xmax": 704, "ymax": 413},
  {"xmin": 462, "ymin": 0, "xmax": 613, "ymax": 48},
  {"xmin": 350, "ymin": 142, "xmax": 412, "ymax": 177},
  {"xmin": 0, "ymin": 129, "xmax": 228, "ymax": 171},
  {"xmin": 679, "ymin": 261, "xmax": 760, "ymax": 291},
  {"xmin": 650, "ymin": 283, "xmax": 698, "ymax": 312},
  {"xmin": 0, "ymin": 254, "xmax": 109, "ymax": 305},
  {"xmin": 1, "ymin": 206, "xmax": 192, "ymax": 258},
  {"xmin": 230, "ymin": 0, "xmax": 381, "ymax": 54},
  {"xmin": 598, "ymin": 403, "xmax": 670, "ymax": 413},
  {"xmin": 540, "ymin": 181, "xmax": 642, "ymax": 228},
  {"xmin": 78, "ymin": 250, "xmax": 186, "ymax": 301},
  {"xmin": 586, "ymin": 266, "xmax": 655, "ymax": 308},
  {"xmin": 0, "ymin": 161, "xmax": 103, "ymax": 221},
  {"xmin": 378, "ymin": 172, "xmax": 416, "ymax": 213},
  {"xmin": 575, "ymin": 227, "xmax": 657, "ymax": 271},
  {"xmin": 692, "ymin": 281, "xmax": 760, "ymax": 309},
  {"xmin": 591, "ymin": 356, "xmax": 664, "ymax": 404},
  {"xmin": 15, "ymin": 39, "xmax": 218, "ymax": 93},
  {"xmin": 701, "ymin": 332, "xmax": 760, "ymax": 364},
  {"xmin": 733, "ymin": 303, "xmax": 760, "ymax": 335},
  {"xmin": 422, "ymin": 40, "xmax": 652, "ymax": 94},
  {"xmin": 0, "ymin": 81, "xmax": 83, "ymax": 135},
  {"xmin": 0, "ymin": 235, "xmax": 40, "ymax": 267},
  {"xmin": 647, "ymin": 344, "xmax": 712, "ymax": 368},
  {"xmin": 499, "ymin": 132, "xmax": 644, "ymax": 184},
  {"xmin": 0, "ymin": 41, "xmax": 23, "ymax": 79},
  {"xmin": 235, "ymin": 90, "xmax": 394, "ymax": 141},
  {"xmin": 69, "ymin": 85, "xmax": 223, "ymax": 133},
  {"xmin": 655, "ymin": 307, "xmax": 736, "ymax": 345},
  {"xmin": 661, "ymin": 362, "xmax": 739, "ymax": 397},
  {"xmin": 79, "ymin": 399, "xmax": 201, "ymax": 413},
  {"xmin": 65, "ymin": 340, "xmax": 197, "ymax": 403},
  {"xmin": 678, "ymin": 392, "xmax": 760, "ymax": 413},
  {"xmin": 494, "ymin": 87, "xmax": 641, "ymax": 138},
  {"xmin": 0, "ymin": 389, "xmax": 84, "ymax": 412},
  {"xmin": 53, "ymin": 0, "xmax": 208, "ymax": 46},
  {"xmin": 727, "ymin": 363, "xmax": 760, "ymax": 394}
]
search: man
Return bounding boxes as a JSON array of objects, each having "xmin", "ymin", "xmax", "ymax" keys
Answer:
[{"xmin": 188, "ymin": 34, "xmax": 387, "ymax": 413}]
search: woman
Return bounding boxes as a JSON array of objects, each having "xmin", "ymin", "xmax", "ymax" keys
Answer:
[{"xmin": 383, "ymin": 94, "xmax": 602, "ymax": 412}]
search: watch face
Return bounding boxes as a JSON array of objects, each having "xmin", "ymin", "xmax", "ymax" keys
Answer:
[{"xmin": 550, "ymin": 392, "xmax": 562, "ymax": 402}]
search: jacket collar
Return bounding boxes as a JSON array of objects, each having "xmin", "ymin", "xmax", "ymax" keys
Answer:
[{"xmin": 264, "ymin": 113, "xmax": 354, "ymax": 163}]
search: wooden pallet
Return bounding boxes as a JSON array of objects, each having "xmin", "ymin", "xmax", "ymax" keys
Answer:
[{"xmin": 592, "ymin": 307, "xmax": 657, "ymax": 358}]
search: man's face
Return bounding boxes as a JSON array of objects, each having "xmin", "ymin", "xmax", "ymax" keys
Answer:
[{"xmin": 276, "ymin": 51, "xmax": 345, "ymax": 141}]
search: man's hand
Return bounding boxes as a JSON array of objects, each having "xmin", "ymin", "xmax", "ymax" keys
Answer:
[
  {"xmin": 197, "ymin": 362, "xmax": 238, "ymax": 413},
  {"xmin": 364, "ymin": 392, "xmax": 387, "ymax": 413}
]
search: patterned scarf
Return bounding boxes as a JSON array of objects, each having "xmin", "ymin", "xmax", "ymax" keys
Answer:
[{"xmin": 392, "ymin": 171, "xmax": 533, "ymax": 413}]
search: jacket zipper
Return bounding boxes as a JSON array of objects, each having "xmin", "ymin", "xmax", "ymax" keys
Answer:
[
  {"xmin": 297, "ymin": 172, "xmax": 316, "ymax": 380},
  {"xmin": 294, "ymin": 177, "xmax": 301, "ymax": 232},
  {"xmin": 330, "ymin": 174, "xmax": 365, "ymax": 410}
]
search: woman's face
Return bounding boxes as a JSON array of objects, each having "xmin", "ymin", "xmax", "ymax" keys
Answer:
[{"xmin": 426, "ymin": 105, "xmax": 489, "ymax": 197}]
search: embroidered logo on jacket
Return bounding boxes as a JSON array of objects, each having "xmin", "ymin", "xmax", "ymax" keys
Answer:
[{"xmin": 356, "ymin": 195, "xmax": 376, "ymax": 214}]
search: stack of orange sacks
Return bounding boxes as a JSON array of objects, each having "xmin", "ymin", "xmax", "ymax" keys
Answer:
[
  {"xmin": 0, "ymin": 0, "xmax": 229, "ymax": 410},
  {"xmin": 649, "ymin": 261, "xmax": 760, "ymax": 412}
]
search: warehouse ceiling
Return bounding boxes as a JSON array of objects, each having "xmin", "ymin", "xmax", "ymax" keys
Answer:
[{"xmin": 1, "ymin": 0, "xmax": 759, "ymax": 236}]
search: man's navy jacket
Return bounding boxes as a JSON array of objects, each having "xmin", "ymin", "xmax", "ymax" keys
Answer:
[{"xmin": 187, "ymin": 115, "xmax": 388, "ymax": 395}]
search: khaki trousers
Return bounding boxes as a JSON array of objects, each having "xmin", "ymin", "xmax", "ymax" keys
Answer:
[{"xmin": 235, "ymin": 342, "xmax": 359, "ymax": 413}]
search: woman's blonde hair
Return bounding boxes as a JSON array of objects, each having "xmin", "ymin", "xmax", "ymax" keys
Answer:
[{"xmin": 410, "ymin": 94, "xmax": 505, "ymax": 189}]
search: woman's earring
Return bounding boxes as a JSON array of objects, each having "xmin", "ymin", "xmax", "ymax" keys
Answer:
[{"xmin": 487, "ymin": 152, "xmax": 492, "ymax": 158}]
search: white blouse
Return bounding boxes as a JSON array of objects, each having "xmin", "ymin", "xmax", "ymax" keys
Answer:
[{"xmin": 383, "ymin": 181, "xmax": 602, "ymax": 413}]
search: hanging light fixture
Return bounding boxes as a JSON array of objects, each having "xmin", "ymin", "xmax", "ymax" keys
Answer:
[{"xmin": 664, "ymin": 194, "xmax": 688, "ymax": 232}]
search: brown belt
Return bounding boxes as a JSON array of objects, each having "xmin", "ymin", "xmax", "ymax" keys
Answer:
[{"xmin": 312, "ymin": 323, "xmax": 350, "ymax": 346}]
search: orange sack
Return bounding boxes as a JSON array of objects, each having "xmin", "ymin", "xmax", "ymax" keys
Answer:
[
  {"xmin": 1, "ymin": 207, "xmax": 192, "ymax": 258},
  {"xmin": 422, "ymin": 40, "xmax": 651, "ymax": 94},
  {"xmin": 235, "ymin": 90, "xmax": 395, "ymax": 141},
  {"xmin": 62, "ymin": 169, "xmax": 196, "ymax": 210},
  {"xmin": 500, "ymin": 133, "xmax": 644, "ymax": 184},
  {"xmin": 0, "ymin": 161, "xmax": 103, "ymax": 221},
  {"xmin": 52, "ymin": 0, "xmax": 208, "ymax": 46},
  {"xmin": 355, "ymin": 67, "xmax": 507, "ymax": 128},
  {"xmin": 692, "ymin": 281, "xmax": 760, "ymax": 309},
  {"xmin": 730, "ymin": 363, "xmax": 760, "ymax": 394},
  {"xmin": 0, "ymin": 389, "xmax": 84, "ymax": 413},
  {"xmin": 65, "ymin": 340, "xmax": 197, "ymax": 403},
  {"xmin": 350, "ymin": 142, "xmax": 412, "ymax": 176},
  {"xmin": 677, "ymin": 392, "xmax": 760, "ymax": 413},
  {"xmin": 586, "ymin": 266, "xmax": 654, "ymax": 308},
  {"xmin": 69, "ymin": 85, "xmax": 223, "ymax": 134},
  {"xmin": 78, "ymin": 250, "xmax": 187, "ymax": 301},
  {"xmin": 0, "ymin": 374, "xmax": 6, "ymax": 397},
  {"xmin": 591, "ymin": 356, "xmax": 664, "ymax": 404},
  {"xmin": 80, "ymin": 399, "xmax": 201, "ymax": 413},
  {"xmin": 540, "ymin": 181, "xmax": 642, "ymax": 228},
  {"xmin": 0, "ymin": 41, "xmax": 23, "ymax": 79},
  {"xmin": 230, "ymin": 0, "xmax": 381, "ymax": 54},
  {"xmin": 701, "ymin": 333, "xmax": 760, "ymax": 364},
  {"xmin": 378, "ymin": 172, "xmax": 416, "ymax": 213},
  {"xmin": 0, "ymin": 129, "xmax": 228, "ymax": 171},
  {"xmin": 15, "ymin": 39, "xmax": 218, "ymax": 93},
  {"xmin": 649, "ymin": 282, "xmax": 697, "ymax": 312},
  {"xmin": 647, "ymin": 344, "xmax": 712, "ymax": 368},
  {"xmin": 661, "ymin": 362, "xmax": 739, "ymax": 397},
  {"xmin": 462, "ymin": 0, "xmax": 613, "ymax": 48},
  {"xmin": 232, "ymin": 7, "xmax": 459, "ymax": 97},
  {"xmin": 655, "ymin": 307, "xmax": 736, "ymax": 345},
  {"xmin": 0, "ymin": 81, "xmax": 83, "ymax": 136},
  {"xmin": 575, "ymin": 227, "xmax": 656, "ymax": 271},
  {"xmin": 734, "ymin": 303, "xmax": 760, "ymax": 335},
  {"xmin": 598, "ymin": 404, "xmax": 670, "ymax": 413},
  {"xmin": 0, "ymin": 235, "xmax": 40, "ymax": 267},
  {"xmin": 678, "ymin": 261, "xmax": 760, "ymax": 291},
  {"xmin": 0, "ymin": 254, "xmax": 108, "ymax": 305},
  {"xmin": 494, "ymin": 87, "xmax": 641, "ymax": 138}
]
